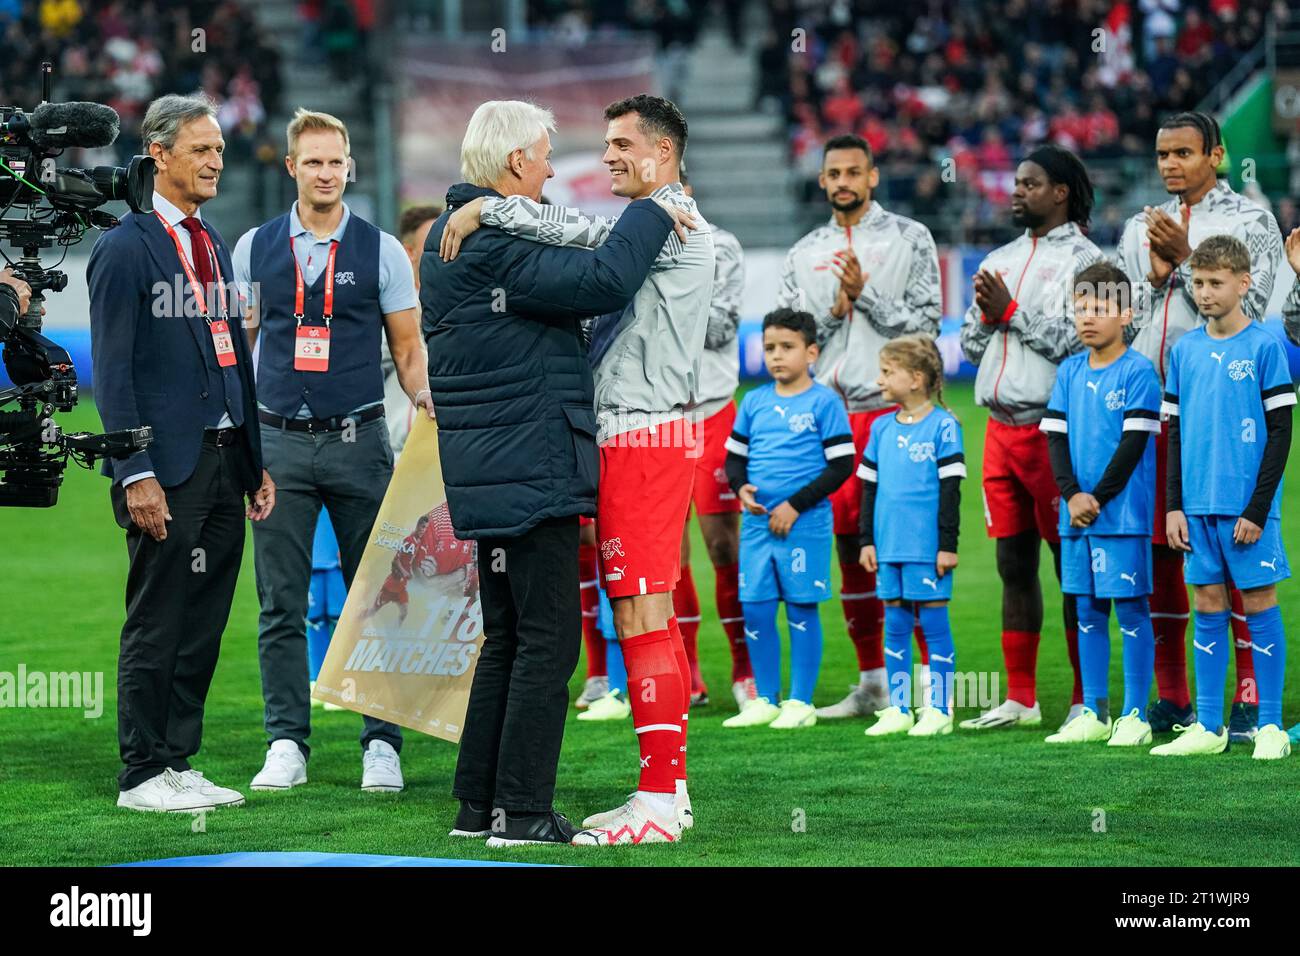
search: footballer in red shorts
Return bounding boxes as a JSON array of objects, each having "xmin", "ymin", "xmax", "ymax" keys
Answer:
[{"xmin": 958, "ymin": 144, "xmax": 1100, "ymax": 731}]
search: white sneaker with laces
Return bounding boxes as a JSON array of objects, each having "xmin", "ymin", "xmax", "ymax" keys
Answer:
[
  {"xmin": 250, "ymin": 740, "xmax": 308, "ymax": 791},
  {"xmin": 176, "ymin": 770, "xmax": 245, "ymax": 807},
  {"xmin": 1059, "ymin": 702, "xmax": 1085, "ymax": 732},
  {"xmin": 361, "ymin": 739, "xmax": 404, "ymax": 792},
  {"xmin": 117, "ymin": 768, "xmax": 227, "ymax": 813},
  {"xmin": 572, "ymin": 796, "xmax": 681, "ymax": 846},
  {"xmin": 958, "ymin": 698, "xmax": 1042, "ymax": 729},
  {"xmin": 769, "ymin": 698, "xmax": 817, "ymax": 729}
]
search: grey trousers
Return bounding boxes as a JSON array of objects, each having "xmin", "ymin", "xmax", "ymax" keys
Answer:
[{"xmin": 252, "ymin": 415, "xmax": 402, "ymax": 758}]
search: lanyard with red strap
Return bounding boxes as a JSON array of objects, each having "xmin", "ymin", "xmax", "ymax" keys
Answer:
[
  {"xmin": 290, "ymin": 235, "xmax": 338, "ymax": 372},
  {"xmin": 154, "ymin": 211, "xmax": 237, "ymax": 368}
]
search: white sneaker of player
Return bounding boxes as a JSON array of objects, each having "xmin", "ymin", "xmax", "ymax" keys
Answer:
[
  {"xmin": 361, "ymin": 740, "xmax": 404, "ymax": 792},
  {"xmin": 117, "ymin": 768, "xmax": 230, "ymax": 813},
  {"xmin": 814, "ymin": 684, "xmax": 883, "ymax": 719},
  {"xmin": 1058, "ymin": 702, "xmax": 1085, "ymax": 732},
  {"xmin": 958, "ymin": 698, "xmax": 1043, "ymax": 729},
  {"xmin": 176, "ymin": 770, "xmax": 246, "ymax": 807},
  {"xmin": 731, "ymin": 677, "xmax": 757, "ymax": 711},
  {"xmin": 768, "ymin": 698, "xmax": 817, "ymax": 729},
  {"xmin": 572, "ymin": 796, "xmax": 681, "ymax": 846},
  {"xmin": 576, "ymin": 691, "xmax": 631, "ymax": 721},
  {"xmin": 250, "ymin": 739, "xmax": 308, "ymax": 791},
  {"xmin": 575, "ymin": 676, "xmax": 609, "ymax": 709}
]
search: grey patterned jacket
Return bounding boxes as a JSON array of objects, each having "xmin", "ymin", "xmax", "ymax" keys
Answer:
[
  {"xmin": 481, "ymin": 182, "xmax": 715, "ymax": 443},
  {"xmin": 776, "ymin": 202, "xmax": 941, "ymax": 413},
  {"xmin": 960, "ymin": 222, "xmax": 1103, "ymax": 424},
  {"xmin": 1114, "ymin": 180, "xmax": 1284, "ymax": 381}
]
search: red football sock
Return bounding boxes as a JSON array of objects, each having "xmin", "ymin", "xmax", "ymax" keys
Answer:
[
  {"xmin": 622, "ymin": 627, "xmax": 684, "ymax": 794},
  {"xmin": 667, "ymin": 616, "xmax": 690, "ymax": 781},
  {"xmin": 1065, "ymin": 626, "xmax": 1082, "ymax": 706},
  {"xmin": 913, "ymin": 612, "xmax": 929, "ymax": 665},
  {"xmin": 672, "ymin": 568, "xmax": 705, "ymax": 695},
  {"xmin": 1151, "ymin": 553, "xmax": 1190, "ymax": 707},
  {"xmin": 714, "ymin": 562, "xmax": 752, "ymax": 681},
  {"xmin": 1229, "ymin": 589, "xmax": 1256, "ymax": 705},
  {"xmin": 1002, "ymin": 630, "xmax": 1040, "ymax": 706},
  {"xmin": 578, "ymin": 543, "xmax": 605, "ymax": 678},
  {"xmin": 840, "ymin": 561, "xmax": 883, "ymax": 671}
]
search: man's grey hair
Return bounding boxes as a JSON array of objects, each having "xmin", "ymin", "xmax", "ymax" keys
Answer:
[
  {"xmin": 141, "ymin": 93, "xmax": 219, "ymax": 151},
  {"xmin": 460, "ymin": 100, "xmax": 555, "ymax": 187}
]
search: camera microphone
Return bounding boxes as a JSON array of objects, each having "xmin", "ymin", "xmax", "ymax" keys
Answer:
[{"xmin": 28, "ymin": 102, "xmax": 121, "ymax": 150}]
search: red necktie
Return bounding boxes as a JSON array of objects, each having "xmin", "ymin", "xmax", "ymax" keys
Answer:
[{"xmin": 179, "ymin": 216, "xmax": 215, "ymax": 291}]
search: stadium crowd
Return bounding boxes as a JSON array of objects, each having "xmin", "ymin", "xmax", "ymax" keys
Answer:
[
  {"xmin": 760, "ymin": 0, "xmax": 1290, "ymax": 241},
  {"xmin": 0, "ymin": 0, "xmax": 283, "ymax": 162}
]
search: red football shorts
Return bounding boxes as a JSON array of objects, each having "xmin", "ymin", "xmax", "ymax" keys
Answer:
[
  {"xmin": 1152, "ymin": 420, "xmax": 1170, "ymax": 545},
  {"xmin": 981, "ymin": 417, "xmax": 1060, "ymax": 542},
  {"xmin": 376, "ymin": 576, "xmax": 410, "ymax": 607},
  {"xmin": 830, "ymin": 406, "xmax": 894, "ymax": 536},
  {"xmin": 597, "ymin": 422, "xmax": 697, "ymax": 598},
  {"xmin": 691, "ymin": 401, "xmax": 742, "ymax": 515}
]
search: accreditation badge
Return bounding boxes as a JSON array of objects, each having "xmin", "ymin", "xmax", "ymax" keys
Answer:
[{"xmin": 294, "ymin": 324, "xmax": 331, "ymax": 372}]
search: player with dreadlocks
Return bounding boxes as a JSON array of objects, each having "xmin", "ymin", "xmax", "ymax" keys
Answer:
[
  {"xmin": 959, "ymin": 144, "xmax": 1102, "ymax": 732},
  {"xmin": 1114, "ymin": 110, "xmax": 1284, "ymax": 742}
]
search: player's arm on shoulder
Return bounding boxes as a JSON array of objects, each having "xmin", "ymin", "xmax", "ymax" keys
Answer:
[
  {"xmin": 499, "ymin": 199, "xmax": 673, "ymax": 318},
  {"xmin": 482, "ymin": 194, "xmax": 617, "ymax": 249}
]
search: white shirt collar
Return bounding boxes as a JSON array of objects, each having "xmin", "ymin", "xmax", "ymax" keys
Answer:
[
  {"xmin": 151, "ymin": 190, "xmax": 200, "ymax": 227},
  {"xmin": 290, "ymin": 200, "xmax": 350, "ymax": 241}
]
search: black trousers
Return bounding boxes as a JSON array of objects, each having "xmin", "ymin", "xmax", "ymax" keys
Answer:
[
  {"xmin": 111, "ymin": 436, "xmax": 249, "ymax": 791},
  {"xmin": 452, "ymin": 515, "xmax": 581, "ymax": 814}
]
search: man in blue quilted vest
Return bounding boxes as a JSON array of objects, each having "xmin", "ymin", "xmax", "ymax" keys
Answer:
[{"xmin": 232, "ymin": 109, "xmax": 434, "ymax": 795}]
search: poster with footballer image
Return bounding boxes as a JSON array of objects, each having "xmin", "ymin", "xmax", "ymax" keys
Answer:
[{"xmin": 312, "ymin": 414, "xmax": 482, "ymax": 743}]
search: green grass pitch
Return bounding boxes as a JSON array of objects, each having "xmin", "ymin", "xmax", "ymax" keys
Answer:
[{"xmin": 1, "ymin": 383, "xmax": 1297, "ymax": 866}]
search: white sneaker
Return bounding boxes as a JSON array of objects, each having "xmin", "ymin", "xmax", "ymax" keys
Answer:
[
  {"xmin": 721, "ymin": 696, "xmax": 781, "ymax": 727},
  {"xmin": 1059, "ymin": 702, "xmax": 1085, "ymax": 732},
  {"xmin": 361, "ymin": 740, "xmax": 404, "ymax": 792},
  {"xmin": 768, "ymin": 698, "xmax": 817, "ymax": 729},
  {"xmin": 958, "ymin": 698, "xmax": 1042, "ymax": 729},
  {"xmin": 731, "ymin": 678, "xmax": 757, "ymax": 711},
  {"xmin": 572, "ymin": 796, "xmax": 681, "ymax": 846},
  {"xmin": 815, "ymin": 683, "xmax": 885, "ymax": 719},
  {"xmin": 117, "ymin": 768, "xmax": 230, "ymax": 813},
  {"xmin": 575, "ymin": 676, "xmax": 609, "ymax": 709},
  {"xmin": 676, "ymin": 780, "xmax": 693, "ymax": 830},
  {"xmin": 576, "ymin": 691, "xmax": 631, "ymax": 721},
  {"xmin": 176, "ymin": 770, "xmax": 245, "ymax": 807},
  {"xmin": 249, "ymin": 740, "xmax": 308, "ymax": 791}
]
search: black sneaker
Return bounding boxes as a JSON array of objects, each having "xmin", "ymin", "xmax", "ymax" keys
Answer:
[
  {"xmin": 448, "ymin": 800, "xmax": 493, "ymax": 838},
  {"xmin": 1147, "ymin": 698, "xmax": 1195, "ymax": 733},
  {"xmin": 484, "ymin": 810, "xmax": 578, "ymax": 847},
  {"xmin": 1228, "ymin": 702, "xmax": 1259, "ymax": 743}
]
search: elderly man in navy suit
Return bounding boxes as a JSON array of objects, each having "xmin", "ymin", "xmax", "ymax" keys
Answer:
[{"xmin": 88, "ymin": 93, "xmax": 276, "ymax": 813}]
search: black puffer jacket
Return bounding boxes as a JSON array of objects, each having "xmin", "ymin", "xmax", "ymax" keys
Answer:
[{"xmin": 420, "ymin": 183, "xmax": 672, "ymax": 539}]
